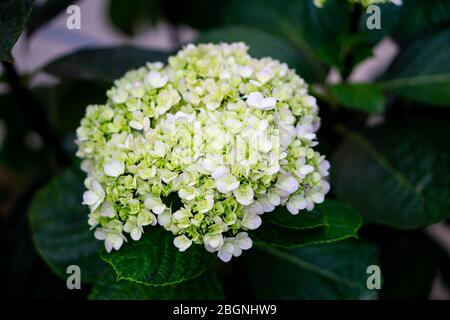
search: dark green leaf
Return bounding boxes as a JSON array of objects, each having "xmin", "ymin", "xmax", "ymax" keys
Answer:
[
  {"xmin": 0, "ymin": 0, "xmax": 34, "ymax": 61},
  {"xmin": 108, "ymin": 0, "xmax": 162, "ymax": 36},
  {"xmin": 27, "ymin": 0, "xmax": 77, "ymax": 36},
  {"xmin": 246, "ymin": 240, "xmax": 378, "ymax": 299},
  {"xmin": 332, "ymin": 118, "xmax": 450, "ymax": 228},
  {"xmin": 34, "ymin": 81, "xmax": 110, "ymax": 137},
  {"xmin": 167, "ymin": 0, "xmax": 225, "ymax": 31},
  {"xmin": 197, "ymin": 26, "xmax": 321, "ymax": 83},
  {"xmin": 330, "ymin": 83, "xmax": 385, "ymax": 113},
  {"xmin": 391, "ymin": 0, "xmax": 450, "ymax": 43},
  {"xmin": 2, "ymin": 186, "xmax": 90, "ymax": 299},
  {"xmin": 252, "ymin": 200, "xmax": 362, "ymax": 247},
  {"xmin": 101, "ymin": 226, "xmax": 214, "ymax": 286},
  {"xmin": 108, "ymin": 0, "xmax": 224, "ymax": 35},
  {"xmin": 0, "ymin": 93, "xmax": 53, "ymax": 176},
  {"xmin": 265, "ymin": 206, "xmax": 328, "ymax": 230},
  {"xmin": 42, "ymin": 46, "xmax": 170, "ymax": 82},
  {"xmin": 89, "ymin": 268, "xmax": 224, "ymax": 300},
  {"xmin": 377, "ymin": 230, "xmax": 438, "ymax": 299},
  {"xmin": 29, "ymin": 167, "xmax": 106, "ymax": 282},
  {"xmin": 358, "ymin": 3, "xmax": 401, "ymax": 45},
  {"xmin": 223, "ymin": 0, "xmax": 377, "ymax": 74},
  {"xmin": 382, "ymin": 28, "xmax": 450, "ymax": 106}
]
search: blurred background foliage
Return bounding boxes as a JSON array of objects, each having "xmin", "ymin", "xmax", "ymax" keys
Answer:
[{"xmin": 0, "ymin": 0, "xmax": 449, "ymax": 299}]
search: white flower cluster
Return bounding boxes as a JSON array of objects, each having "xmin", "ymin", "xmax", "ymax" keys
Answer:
[{"xmin": 76, "ymin": 43, "xmax": 330, "ymax": 262}]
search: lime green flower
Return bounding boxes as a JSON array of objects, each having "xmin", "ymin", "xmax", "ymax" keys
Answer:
[{"xmin": 76, "ymin": 43, "xmax": 330, "ymax": 261}]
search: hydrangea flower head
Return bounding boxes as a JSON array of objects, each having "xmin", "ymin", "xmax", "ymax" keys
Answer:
[{"xmin": 76, "ymin": 43, "xmax": 330, "ymax": 262}]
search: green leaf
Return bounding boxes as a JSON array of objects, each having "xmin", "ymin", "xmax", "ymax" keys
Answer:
[
  {"xmin": 251, "ymin": 200, "xmax": 362, "ymax": 247},
  {"xmin": 0, "ymin": 0, "xmax": 35, "ymax": 61},
  {"xmin": 108, "ymin": 0, "xmax": 162, "ymax": 36},
  {"xmin": 382, "ymin": 28, "xmax": 450, "ymax": 106},
  {"xmin": 358, "ymin": 3, "xmax": 401, "ymax": 45},
  {"xmin": 27, "ymin": 0, "xmax": 76, "ymax": 36},
  {"xmin": 265, "ymin": 206, "xmax": 328, "ymax": 230},
  {"xmin": 0, "ymin": 93, "xmax": 53, "ymax": 176},
  {"xmin": 391, "ymin": 0, "xmax": 450, "ymax": 43},
  {"xmin": 377, "ymin": 230, "xmax": 438, "ymax": 299},
  {"xmin": 101, "ymin": 226, "xmax": 214, "ymax": 286},
  {"xmin": 33, "ymin": 81, "xmax": 110, "ymax": 137},
  {"xmin": 223, "ymin": 0, "xmax": 377, "ymax": 74},
  {"xmin": 42, "ymin": 46, "xmax": 170, "ymax": 82},
  {"xmin": 330, "ymin": 83, "xmax": 385, "ymax": 113},
  {"xmin": 108, "ymin": 0, "xmax": 224, "ymax": 36},
  {"xmin": 89, "ymin": 268, "xmax": 224, "ymax": 300},
  {"xmin": 246, "ymin": 240, "xmax": 378, "ymax": 299},
  {"xmin": 168, "ymin": 0, "xmax": 225, "ymax": 31},
  {"xmin": 197, "ymin": 26, "xmax": 321, "ymax": 83},
  {"xmin": 2, "ymin": 187, "xmax": 77, "ymax": 298},
  {"xmin": 29, "ymin": 167, "xmax": 106, "ymax": 282},
  {"xmin": 332, "ymin": 118, "xmax": 450, "ymax": 228}
]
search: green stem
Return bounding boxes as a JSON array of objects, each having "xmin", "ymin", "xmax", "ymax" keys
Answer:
[{"xmin": 341, "ymin": 4, "xmax": 362, "ymax": 80}]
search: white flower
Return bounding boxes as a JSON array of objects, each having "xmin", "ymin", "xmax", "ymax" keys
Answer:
[
  {"xmin": 147, "ymin": 70, "xmax": 168, "ymax": 88},
  {"xmin": 276, "ymin": 174, "xmax": 299, "ymax": 196},
  {"xmin": 211, "ymin": 165, "xmax": 229, "ymax": 179},
  {"xmin": 174, "ymin": 235, "xmax": 192, "ymax": 252},
  {"xmin": 82, "ymin": 180, "xmax": 104, "ymax": 212},
  {"xmin": 123, "ymin": 217, "xmax": 143, "ymax": 241},
  {"xmin": 201, "ymin": 155, "xmax": 224, "ymax": 172},
  {"xmin": 246, "ymin": 92, "xmax": 277, "ymax": 110},
  {"xmin": 297, "ymin": 123, "xmax": 316, "ymax": 141},
  {"xmin": 218, "ymin": 238, "xmax": 235, "ymax": 262},
  {"xmin": 153, "ymin": 140, "xmax": 168, "ymax": 157},
  {"xmin": 144, "ymin": 195, "xmax": 167, "ymax": 214},
  {"xmin": 112, "ymin": 89, "xmax": 127, "ymax": 104},
  {"xmin": 241, "ymin": 211, "xmax": 262, "ymax": 230},
  {"xmin": 104, "ymin": 233, "xmax": 125, "ymax": 252},
  {"xmin": 295, "ymin": 158, "xmax": 315, "ymax": 179},
  {"xmin": 318, "ymin": 158, "xmax": 330, "ymax": 176},
  {"xmin": 167, "ymin": 111, "xmax": 196, "ymax": 123},
  {"xmin": 203, "ymin": 233, "xmax": 224, "ymax": 252},
  {"xmin": 258, "ymin": 196, "xmax": 276, "ymax": 213},
  {"xmin": 100, "ymin": 201, "xmax": 116, "ymax": 218},
  {"xmin": 157, "ymin": 209, "xmax": 172, "ymax": 227},
  {"xmin": 236, "ymin": 232, "xmax": 252, "ymax": 250},
  {"xmin": 256, "ymin": 68, "xmax": 274, "ymax": 84},
  {"xmin": 233, "ymin": 184, "xmax": 254, "ymax": 205},
  {"xmin": 244, "ymin": 201, "xmax": 264, "ymax": 215},
  {"xmin": 94, "ymin": 221, "xmax": 126, "ymax": 252},
  {"xmin": 238, "ymin": 66, "xmax": 253, "ymax": 78},
  {"xmin": 233, "ymin": 232, "xmax": 253, "ymax": 257},
  {"xmin": 215, "ymin": 173, "xmax": 240, "ymax": 193},
  {"xmin": 104, "ymin": 159, "xmax": 125, "ymax": 177}
]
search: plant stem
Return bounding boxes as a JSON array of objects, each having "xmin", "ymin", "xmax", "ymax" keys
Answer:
[
  {"xmin": 341, "ymin": 4, "xmax": 362, "ymax": 80},
  {"xmin": 1, "ymin": 61, "xmax": 69, "ymax": 168}
]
